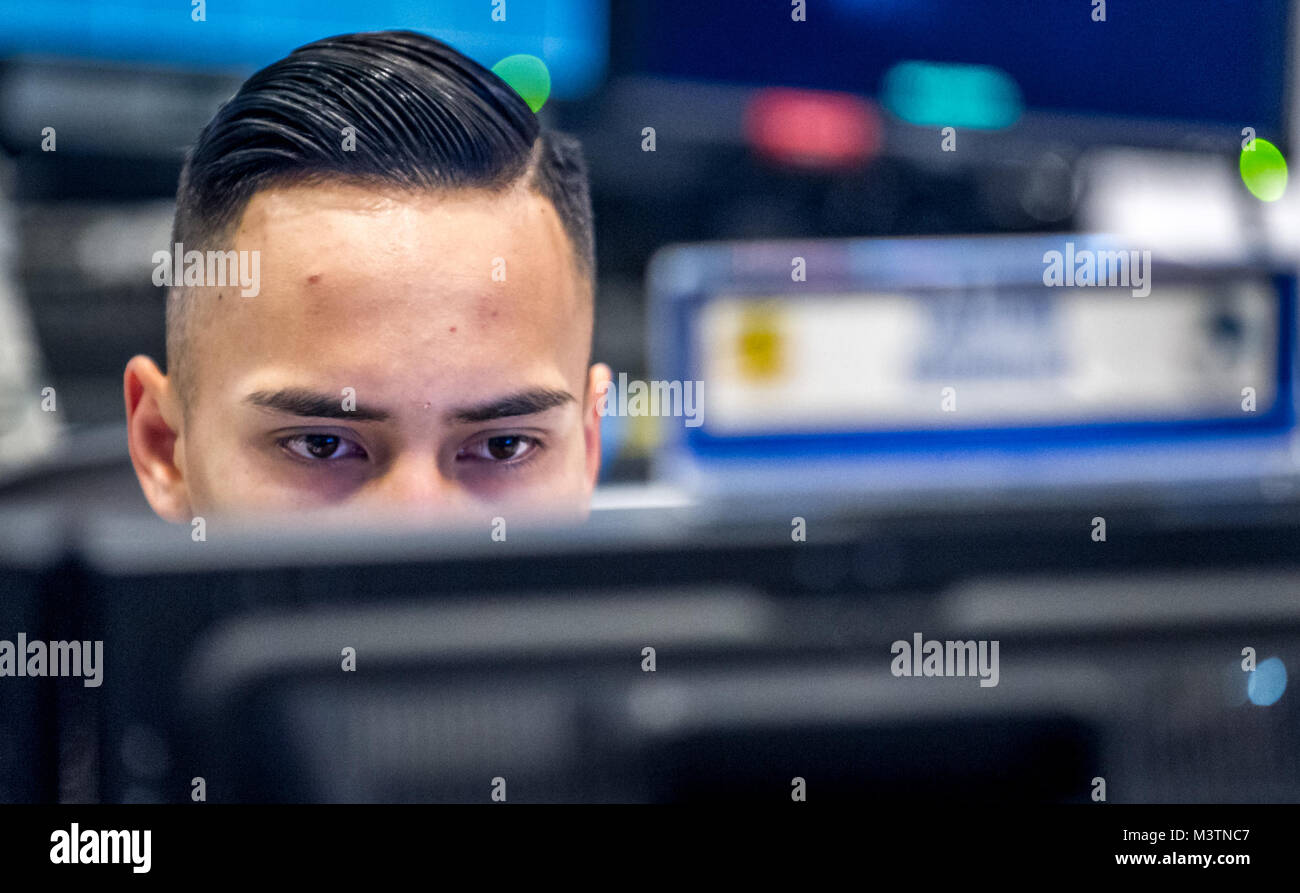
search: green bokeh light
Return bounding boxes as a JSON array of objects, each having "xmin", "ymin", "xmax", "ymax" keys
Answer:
[
  {"xmin": 1240, "ymin": 138, "xmax": 1288, "ymax": 202},
  {"xmin": 491, "ymin": 54, "xmax": 551, "ymax": 113}
]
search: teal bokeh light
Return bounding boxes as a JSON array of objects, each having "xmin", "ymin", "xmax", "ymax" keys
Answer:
[
  {"xmin": 881, "ymin": 60, "xmax": 1023, "ymax": 130},
  {"xmin": 1248, "ymin": 656, "xmax": 1287, "ymax": 706}
]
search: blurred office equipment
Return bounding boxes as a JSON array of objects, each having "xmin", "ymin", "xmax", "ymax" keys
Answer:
[
  {"xmin": 648, "ymin": 234, "xmax": 1299, "ymax": 502},
  {"xmin": 0, "ymin": 160, "xmax": 58, "ymax": 478},
  {"xmin": 0, "ymin": 493, "xmax": 1293, "ymax": 804},
  {"xmin": 0, "ymin": 510, "xmax": 64, "ymax": 803},
  {"xmin": 1, "ymin": 1, "xmax": 1293, "ymax": 487}
]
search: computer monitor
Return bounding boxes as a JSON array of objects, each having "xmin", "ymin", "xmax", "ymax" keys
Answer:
[
  {"xmin": 625, "ymin": 0, "xmax": 1294, "ymax": 146},
  {"xmin": 0, "ymin": 509, "xmax": 67, "ymax": 803},
  {"xmin": 0, "ymin": 0, "xmax": 608, "ymax": 98},
  {"xmin": 55, "ymin": 493, "xmax": 1300, "ymax": 803},
  {"xmin": 647, "ymin": 235, "xmax": 1300, "ymax": 503}
]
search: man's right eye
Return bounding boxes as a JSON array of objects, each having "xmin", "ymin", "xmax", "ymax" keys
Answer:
[{"xmin": 279, "ymin": 433, "xmax": 368, "ymax": 461}]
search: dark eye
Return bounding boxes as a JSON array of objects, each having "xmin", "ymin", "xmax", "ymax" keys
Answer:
[
  {"xmin": 488, "ymin": 435, "xmax": 523, "ymax": 460},
  {"xmin": 306, "ymin": 435, "xmax": 340, "ymax": 458},
  {"xmin": 459, "ymin": 434, "xmax": 541, "ymax": 464},
  {"xmin": 281, "ymin": 433, "xmax": 366, "ymax": 461}
]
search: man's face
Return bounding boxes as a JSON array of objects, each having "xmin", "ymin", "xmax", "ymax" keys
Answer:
[{"xmin": 125, "ymin": 180, "xmax": 608, "ymax": 524}]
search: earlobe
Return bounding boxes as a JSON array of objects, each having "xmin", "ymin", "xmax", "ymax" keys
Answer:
[
  {"xmin": 123, "ymin": 355, "xmax": 191, "ymax": 522},
  {"xmin": 583, "ymin": 362, "xmax": 612, "ymax": 492}
]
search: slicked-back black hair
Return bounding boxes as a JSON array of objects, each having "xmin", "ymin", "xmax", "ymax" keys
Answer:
[{"xmin": 167, "ymin": 30, "xmax": 594, "ymax": 400}]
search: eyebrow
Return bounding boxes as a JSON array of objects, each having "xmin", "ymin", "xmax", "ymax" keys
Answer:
[
  {"xmin": 243, "ymin": 387, "xmax": 575, "ymax": 424},
  {"xmin": 245, "ymin": 388, "xmax": 391, "ymax": 422},
  {"xmin": 448, "ymin": 388, "xmax": 576, "ymax": 423}
]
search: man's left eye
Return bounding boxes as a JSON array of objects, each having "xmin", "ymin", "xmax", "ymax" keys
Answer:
[{"xmin": 458, "ymin": 434, "xmax": 541, "ymax": 463}]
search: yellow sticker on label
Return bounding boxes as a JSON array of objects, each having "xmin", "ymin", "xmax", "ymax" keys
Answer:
[{"xmin": 736, "ymin": 304, "xmax": 785, "ymax": 381}]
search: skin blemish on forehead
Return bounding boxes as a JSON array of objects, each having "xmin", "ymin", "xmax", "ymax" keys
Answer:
[
  {"xmin": 449, "ymin": 326, "xmax": 457, "ymax": 333},
  {"xmin": 307, "ymin": 274, "xmax": 322, "ymax": 285}
]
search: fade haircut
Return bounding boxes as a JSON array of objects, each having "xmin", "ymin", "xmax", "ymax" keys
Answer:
[{"xmin": 165, "ymin": 29, "xmax": 594, "ymax": 408}]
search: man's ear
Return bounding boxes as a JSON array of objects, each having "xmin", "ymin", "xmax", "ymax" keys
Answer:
[
  {"xmin": 582, "ymin": 362, "xmax": 612, "ymax": 492},
  {"xmin": 123, "ymin": 355, "xmax": 192, "ymax": 522}
]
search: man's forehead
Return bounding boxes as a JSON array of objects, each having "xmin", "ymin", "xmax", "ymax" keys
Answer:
[
  {"xmin": 184, "ymin": 181, "xmax": 592, "ymax": 406},
  {"xmin": 232, "ymin": 182, "xmax": 579, "ymax": 291}
]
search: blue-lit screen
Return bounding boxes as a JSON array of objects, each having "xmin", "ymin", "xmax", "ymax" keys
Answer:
[
  {"xmin": 628, "ymin": 0, "xmax": 1291, "ymax": 135},
  {"xmin": 0, "ymin": 0, "xmax": 608, "ymax": 98}
]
